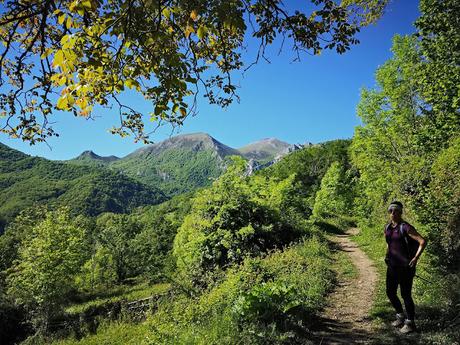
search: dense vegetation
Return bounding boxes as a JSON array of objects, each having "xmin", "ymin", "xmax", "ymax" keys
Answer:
[
  {"xmin": 0, "ymin": 143, "xmax": 166, "ymax": 233},
  {"xmin": 0, "ymin": 140, "xmax": 345, "ymax": 344}
]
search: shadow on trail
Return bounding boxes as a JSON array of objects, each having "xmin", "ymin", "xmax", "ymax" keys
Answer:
[
  {"xmin": 308, "ymin": 315, "xmax": 376, "ymax": 344},
  {"xmin": 316, "ymin": 221, "xmax": 346, "ymax": 235},
  {"xmin": 368, "ymin": 304, "xmax": 456, "ymax": 345}
]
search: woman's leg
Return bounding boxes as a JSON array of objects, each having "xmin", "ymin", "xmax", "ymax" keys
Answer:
[
  {"xmin": 400, "ymin": 266, "xmax": 416, "ymax": 320},
  {"xmin": 386, "ymin": 265, "xmax": 404, "ymax": 313}
]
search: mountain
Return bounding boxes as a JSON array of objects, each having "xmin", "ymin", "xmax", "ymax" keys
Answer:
[
  {"xmin": 66, "ymin": 133, "xmax": 304, "ymax": 197},
  {"xmin": 109, "ymin": 132, "xmax": 242, "ymax": 196},
  {"xmin": 238, "ymin": 138, "xmax": 291, "ymax": 163},
  {"xmin": 70, "ymin": 150, "xmax": 120, "ymax": 166},
  {"xmin": 127, "ymin": 132, "xmax": 241, "ymax": 159},
  {"xmin": 0, "ymin": 142, "xmax": 165, "ymax": 233}
]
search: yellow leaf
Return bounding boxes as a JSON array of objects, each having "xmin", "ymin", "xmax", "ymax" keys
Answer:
[
  {"xmin": 190, "ymin": 10, "xmax": 198, "ymax": 21},
  {"xmin": 162, "ymin": 8, "xmax": 171, "ymax": 18},
  {"xmin": 185, "ymin": 26, "xmax": 195, "ymax": 38},
  {"xmin": 60, "ymin": 34, "xmax": 70, "ymax": 45},
  {"xmin": 82, "ymin": 0, "xmax": 92, "ymax": 10},
  {"xmin": 51, "ymin": 75, "xmax": 67, "ymax": 86},
  {"xmin": 66, "ymin": 17, "xmax": 73, "ymax": 29},
  {"xmin": 76, "ymin": 97, "xmax": 88, "ymax": 109},
  {"xmin": 58, "ymin": 13, "xmax": 66, "ymax": 25},
  {"xmin": 40, "ymin": 48, "xmax": 53, "ymax": 59},
  {"xmin": 56, "ymin": 96, "xmax": 68, "ymax": 110},
  {"xmin": 67, "ymin": 94, "xmax": 75, "ymax": 107},
  {"xmin": 53, "ymin": 50, "xmax": 64, "ymax": 68},
  {"xmin": 180, "ymin": 107, "xmax": 187, "ymax": 117},
  {"xmin": 125, "ymin": 79, "xmax": 140, "ymax": 89}
]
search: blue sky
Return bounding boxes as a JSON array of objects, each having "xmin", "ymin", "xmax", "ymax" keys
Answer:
[{"xmin": 1, "ymin": 0, "xmax": 420, "ymax": 160}]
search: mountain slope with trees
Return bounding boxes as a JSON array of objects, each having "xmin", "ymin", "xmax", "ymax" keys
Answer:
[
  {"xmin": 68, "ymin": 133, "xmax": 296, "ymax": 197},
  {"xmin": 0, "ymin": 142, "xmax": 166, "ymax": 233}
]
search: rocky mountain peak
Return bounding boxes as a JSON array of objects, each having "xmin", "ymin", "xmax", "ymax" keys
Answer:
[{"xmin": 73, "ymin": 150, "xmax": 120, "ymax": 162}]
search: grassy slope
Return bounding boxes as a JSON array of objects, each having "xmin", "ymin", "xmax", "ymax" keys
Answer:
[{"xmin": 111, "ymin": 148, "xmax": 227, "ymax": 197}]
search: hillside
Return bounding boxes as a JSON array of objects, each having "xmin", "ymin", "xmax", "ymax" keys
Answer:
[
  {"xmin": 68, "ymin": 133, "xmax": 299, "ymax": 197},
  {"xmin": 237, "ymin": 137, "xmax": 291, "ymax": 163},
  {"xmin": 109, "ymin": 132, "xmax": 240, "ymax": 196},
  {"xmin": 0, "ymin": 143, "xmax": 165, "ymax": 233}
]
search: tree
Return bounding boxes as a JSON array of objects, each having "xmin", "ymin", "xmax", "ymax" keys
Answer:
[
  {"xmin": 0, "ymin": 0, "xmax": 387, "ymax": 143},
  {"xmin": 312, "ymin": 161, "xmax": 350, "ymax": 219},
  {"xmin": 6, "ymin": 207, "xmax": 88, "ymax": 333},
  {"xmin": 95, "ymin": 212, "xmax": 142, "ymax": 282},
  {"xmin": 351, "ymin": 0, "xmax": 460, "ymax": 224},
  {"xmin": 75, "ymin": 245, "xmax": 118, "ymax": 292},
  {"xmin": 350, "ymin": 35, "xmax": 427, "ymax": 222},
  {"xmin": 173, "ymin": 156, "xmax": 302, "ymax": 288},
  {"xmin": 414, "ymin": 0, "xmax": 460, "ymax": 151}
]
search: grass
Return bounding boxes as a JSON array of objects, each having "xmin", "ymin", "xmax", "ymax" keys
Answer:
[
  {"xmin": 46, "ymin": 236, "xmax": 335, "ymax": 345},
  {"xmin": 65, "ymin": 282, "xmax": 170, "ymax": 315},
  {"xmin": 51, "ymin": 320, "xmax": 150, "ymax": 345}
]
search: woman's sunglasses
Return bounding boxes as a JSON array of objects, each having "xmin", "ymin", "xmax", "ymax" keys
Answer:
[{"xmin": 388, "ymin": 208, "xmax": 401, "ymax": 214}]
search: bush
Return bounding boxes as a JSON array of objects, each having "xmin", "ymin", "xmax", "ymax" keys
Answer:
[
  {"xmin": 173, "ymin": 156, "xmax": 304, "ymax": 288},
  {"xmin": 146, "ymin": 236, "xmax": 333, "ymax": 344}
]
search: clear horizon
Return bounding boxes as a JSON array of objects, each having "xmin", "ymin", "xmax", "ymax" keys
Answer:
[{"xmin": 0, "ymin": 0, "xmax": 420, "ymax": 161}]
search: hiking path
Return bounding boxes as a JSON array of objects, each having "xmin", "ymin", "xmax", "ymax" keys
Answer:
[{"xmin": 311, "ymin": 227, "xmax": 379, "ymax": 344}]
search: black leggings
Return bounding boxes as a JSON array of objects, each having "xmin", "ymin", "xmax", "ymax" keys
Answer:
[{"xmin": 386, "ymin": 265, "xmax": 416, "ymax": 320}]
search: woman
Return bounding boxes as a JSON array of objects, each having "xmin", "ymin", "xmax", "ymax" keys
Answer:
[{"xmin": 384, "ymin": 201, "xmax": 427, "ymax": 334}]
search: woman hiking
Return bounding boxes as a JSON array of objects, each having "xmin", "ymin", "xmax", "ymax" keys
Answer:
[{"xmin": 384, "ymin": 201, "xmax": 427, "ymax": 334}]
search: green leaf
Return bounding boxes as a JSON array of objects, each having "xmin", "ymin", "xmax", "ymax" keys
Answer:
[{"xmin": 197, "ymin": 26, "xmax": 207, "ymax": 39}]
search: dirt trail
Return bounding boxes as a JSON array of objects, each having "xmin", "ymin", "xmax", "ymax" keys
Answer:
[{"xmin": 311, "ymin": 228, "xmax": 378, "ymax": 344}]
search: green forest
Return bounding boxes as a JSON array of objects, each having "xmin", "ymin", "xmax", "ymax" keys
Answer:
[{"xmin": 0, "ymin": 0, "xmax": 459, "ymax": 344}]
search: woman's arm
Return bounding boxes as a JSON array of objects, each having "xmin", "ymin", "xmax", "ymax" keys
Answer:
[
  {"xmin": 384, "ymin": 227, "xmax": 390, "ymax": 264},
  {"xmin": 407, "ymin": 227, "xmax": 427, "ymax": 267}
]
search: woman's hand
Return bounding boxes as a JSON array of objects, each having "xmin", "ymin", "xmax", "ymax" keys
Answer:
[{"xmin": 409, "ymin": 256, "xmax": 418, "ymax": 267}]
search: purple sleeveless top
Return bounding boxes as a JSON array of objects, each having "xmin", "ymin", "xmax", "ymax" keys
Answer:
[{"xmin": 384, "ymin": 222, "xmax": 413, "ymax": 267}]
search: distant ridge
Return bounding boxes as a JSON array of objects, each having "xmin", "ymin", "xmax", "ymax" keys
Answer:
[
  {"xmin": 109, "ymin": 132, "xmax": 243, "ymax": 196},
  {"xmin": 66, "ymin": 132, "xmax": 309, "ymax": 197},
  {"xmin": 126, "ymin": 132, "xmax": 241, "ymax": 160},
  {"xmin": 72, "ymin": 150, "xmax": 120, "ymax": 163},
  {"xmin": 238, "ymin": 138, "xmax": 291, "ymax": 163}
]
